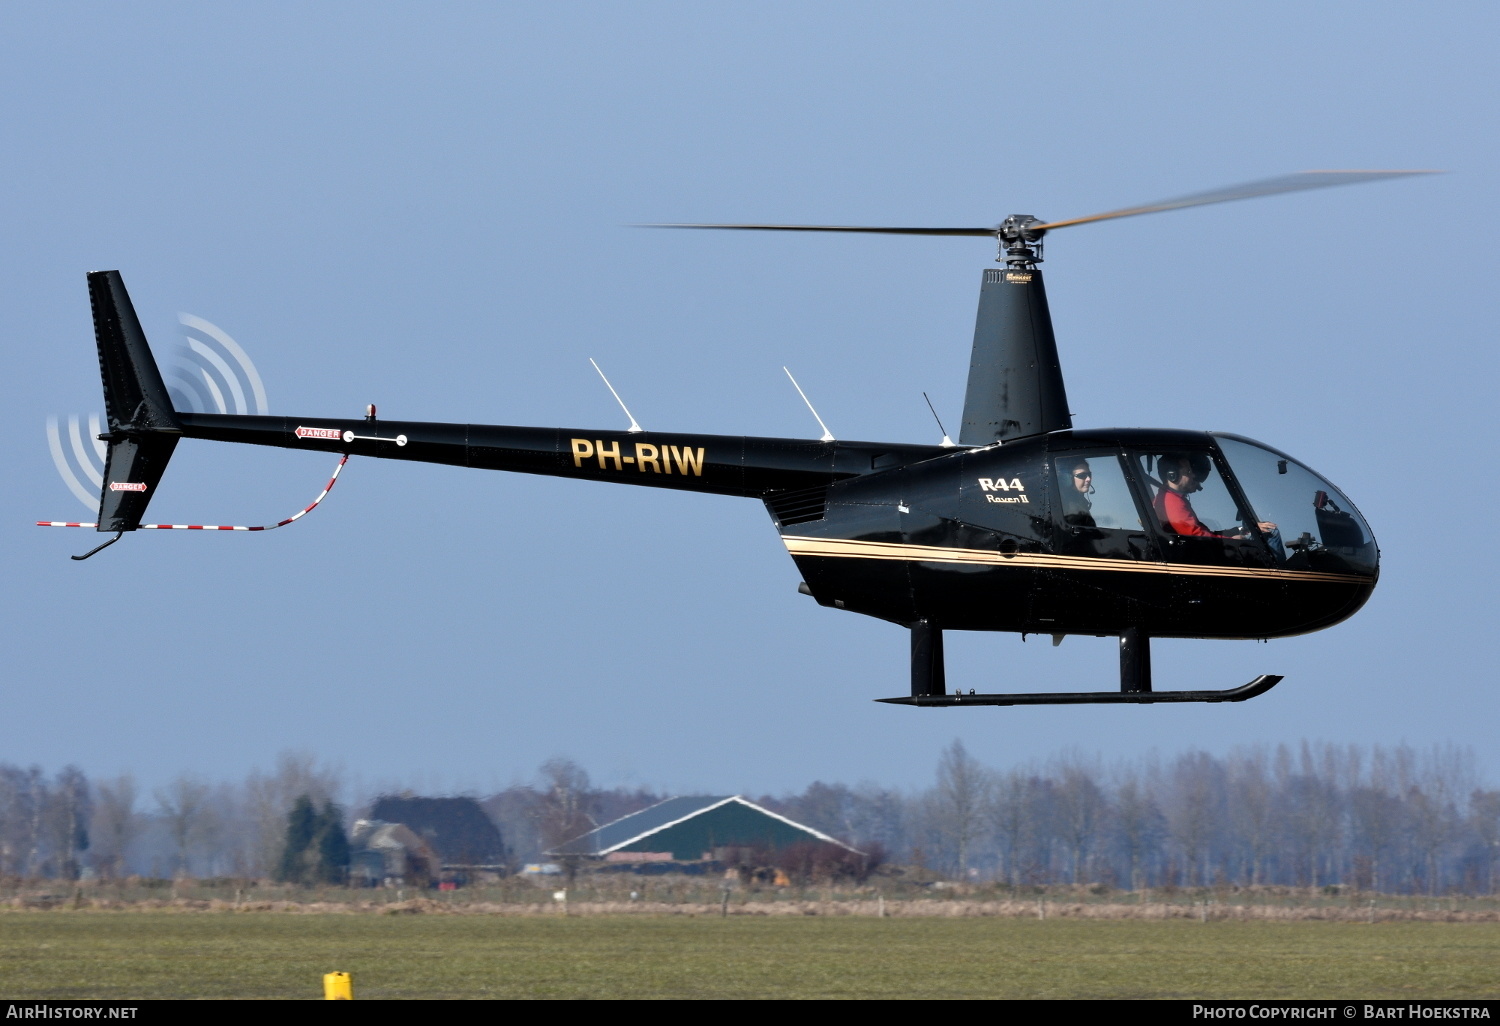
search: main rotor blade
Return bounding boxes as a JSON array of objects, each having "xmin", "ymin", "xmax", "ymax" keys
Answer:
[
  {"xmin": 1032, "ymin": 170, "xmax": 1441, "ymax": 231},
  {"xmin": 638, "ymin": 223, "xmax": 997, "ymax": 236}
]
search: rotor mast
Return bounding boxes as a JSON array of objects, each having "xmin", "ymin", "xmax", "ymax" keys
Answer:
[{"xmin": 958, "ymin": 215, "xmax": 1068, "ymax": 446}]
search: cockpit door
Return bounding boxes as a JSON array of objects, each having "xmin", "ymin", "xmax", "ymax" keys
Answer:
[
  {"xmin": 1024, "ymin": 449, "xmax": 1161, "ymax": 633},
  {"xmin": 1125, "ymin": 447, "xmax": 1289, "ymax": 631},
  {"xmin": 1130, "ymin": 449, "xmax": 1276, "ymax": 570}
]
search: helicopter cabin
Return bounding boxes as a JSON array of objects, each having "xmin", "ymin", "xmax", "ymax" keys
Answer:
[{"xmin": 782, "ymin": 428, "xmax": 1377, "ymax": 643}]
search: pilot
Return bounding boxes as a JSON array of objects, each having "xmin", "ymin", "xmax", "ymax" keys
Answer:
[
  {"xmin": 1059, "ymin": 457, "xmax": 1096, "ymax": 527},
  {"xmin": 1153, "ymin": 453, "xmax": 1276, "ymax": 540}
]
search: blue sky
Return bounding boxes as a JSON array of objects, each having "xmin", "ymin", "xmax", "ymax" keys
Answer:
[{"xmin": 3, "ymin": 2, "xmax": 1496, "ymax": 795}]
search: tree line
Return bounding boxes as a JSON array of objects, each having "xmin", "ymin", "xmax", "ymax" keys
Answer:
[
  {"xmin": 762, "ymin": 741, "xmax": 1500, "ymax": 895},
  {"xmin": 0, "ymin": 743, "xmax": 1495, "ymax": 894},
  {"xmin": 0, "ymin": 753, "xmax": 342, "ymax": 881}
]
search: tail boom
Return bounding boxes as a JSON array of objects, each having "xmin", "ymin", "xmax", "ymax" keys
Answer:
[{"xmin": 177, "ymin": 413, "xmax": 945, "ymax": 499}]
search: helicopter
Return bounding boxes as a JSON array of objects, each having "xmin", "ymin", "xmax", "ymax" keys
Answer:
[{"xmin": 45, "ymin": 169, "xmax": 1433, "ymax": 708}]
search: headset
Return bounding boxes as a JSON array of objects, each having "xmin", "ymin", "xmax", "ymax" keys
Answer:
[{"xmin": 1160, "ymin": 453, "xmax": 1210, "ymax": 485}]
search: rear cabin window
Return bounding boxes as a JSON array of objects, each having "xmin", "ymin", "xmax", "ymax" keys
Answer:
[{"xmin": 1051, "ymin": 453, "xmax": 1149, "ymax": 560}]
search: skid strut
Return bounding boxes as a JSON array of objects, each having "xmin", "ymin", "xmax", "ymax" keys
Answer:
[{"xmin": 879, "ymin": 623, "xmax": 1282, "ymax": 707}]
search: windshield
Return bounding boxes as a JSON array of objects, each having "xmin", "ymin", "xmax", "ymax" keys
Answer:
[{"xmin": 1213, "ymin": 435, "xmax": 1377, "ymax": 575}]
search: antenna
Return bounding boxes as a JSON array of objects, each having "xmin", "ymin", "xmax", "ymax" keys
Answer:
[
  {"xmin": 923, "ymin": 392, "xmax": 955, "ymax": 448},
  {"xmin": 589, "ymin": 359, "xmax": 643, "ymax": 433},
  {"xmin": 783, "ymin": 367, "xmax": 834, "ymax": 442}
]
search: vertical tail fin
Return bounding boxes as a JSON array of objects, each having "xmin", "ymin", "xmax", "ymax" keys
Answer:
[{"xmin": 87, "ymin": 271, "xmax": 181, "ymax": 532}]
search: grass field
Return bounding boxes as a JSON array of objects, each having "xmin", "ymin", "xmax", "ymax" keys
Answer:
[{"xmin": 0, "ymin": 913, "xmax": 1496, "ymax": 999}]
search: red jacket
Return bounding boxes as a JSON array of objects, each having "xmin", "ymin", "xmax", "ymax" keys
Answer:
[{"xmin": 1153, "ymin": 489, "xmax": 1216, "ymax": 537}]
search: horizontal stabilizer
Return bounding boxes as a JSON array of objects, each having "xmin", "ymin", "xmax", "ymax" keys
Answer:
[{"xmin": 96, "ymin": 436, "xmax": 179, "ymax": 532}]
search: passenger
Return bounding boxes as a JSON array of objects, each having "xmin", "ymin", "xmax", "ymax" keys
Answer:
[
  {"xmin": 1153, "ymin": 453, "xmax": 1276, "ymax": 540},
  {"xmin": 1058, "ymin": 457, "xmax": 1096, "ymax": 527}
]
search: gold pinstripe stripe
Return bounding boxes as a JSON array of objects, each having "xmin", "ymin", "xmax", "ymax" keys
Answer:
[{"xmin": 781, "ymin": 536, "xmax": 1367, "ymax": 584}]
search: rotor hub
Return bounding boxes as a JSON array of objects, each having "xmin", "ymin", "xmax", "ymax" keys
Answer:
[{"xmin": 996, "ymin": 214, "xmax": 1046, "ymax": 267}]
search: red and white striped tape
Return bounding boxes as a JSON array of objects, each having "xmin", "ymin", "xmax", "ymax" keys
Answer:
[{"xmin": 38, "ymin": 455, "xmax": 349, "ymax": 532}]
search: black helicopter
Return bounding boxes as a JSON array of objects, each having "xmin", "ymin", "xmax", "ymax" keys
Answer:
[{"xmin": 52, "ymin": 170, "xmax": 1431, "ymax": 707}]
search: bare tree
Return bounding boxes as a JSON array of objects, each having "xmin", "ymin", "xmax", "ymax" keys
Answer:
[
  {"xmin": 45, "ymin": 766, "xmax": 90, "ymax": 880},
  {"xmin": 1052, "ymin": 754, "xmax": 1106, "ymax": 883},
  {"xmin": 932, "ymin": 740, "xmax": 992, "ymax": 878},
  {"xmin": 243, "ymin": 752, "xmax": 342, "ymax": 877},
  {"xmin": 1276, "ymin": 742, "xmax": 1344, "ymax": 888},
  {"xmin": 991, "ymin": 769, "xmax": 1051, "ymax": 887},
  {"xmin": 156, "ymin": 775, "xmax": 214, "ymax": 877},
  {"xmin": 537, "ymin": 758, "xmax": 597, "ymax": 851},
  {"xmin": 91, "ymin": 775, "xmax": 138, "ymax": 880},
  {"xmin": 200, "ymin": 782, "xmax": 245, "ymax": 878},
  {"xmin": 1404, "ymin": 744, "xmax": 1474, "ymax": 895},
  {"xmin": 18, "ymin": 767, "xmax": 48, "ymax": 878},
  {"xmin": 481, "ymin": 785, "xmax": 543, "ymax": 867},
  {"xmin": 1113, "ymin": 770, "xmax": 1162, "ymax": 891},
  {"xmin": 1470, "ymin": 789, "xmax": 1500, "ymax": 895},
  {"xmin": 1225, "ymin": 748, "xmax": 1275, "ymax": 886},
  {"xmin": 784, "ymin": 782, "xmax": 858, "ymax": 842},
  {"xmin": 1164, "ymin": 751, "xmax": 1222, "ymax": 887},
  {"xmin": 1349, "ymin": 747, "xmax": 1403, "ymax": 893},
  {"xmin": 848, "ymin": 782, "xmax": 909, "ymax": 857},
  {"xmin": 0, "ymin": 766, "xmax": 37, "ymax": 876}
]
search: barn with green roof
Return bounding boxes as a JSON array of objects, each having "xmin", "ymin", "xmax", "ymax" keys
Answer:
[{"xmin": 547, "ymin": 795, "xmax": 859, "ymax": 864}]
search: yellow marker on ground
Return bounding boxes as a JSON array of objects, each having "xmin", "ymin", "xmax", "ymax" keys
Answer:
[{"xmin": 324, "ymin": 971, "xmax": 353, "ymax": 1000}]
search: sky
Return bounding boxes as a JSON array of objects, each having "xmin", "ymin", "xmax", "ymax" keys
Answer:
[{"xmin": 3, "ymin": 2, "xmax": 1497, "ymax": 797}]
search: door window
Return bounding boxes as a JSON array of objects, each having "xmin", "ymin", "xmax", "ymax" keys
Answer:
[
  {"xmin": 1052, "ymin": 453, "xmax": 1150, "ymax": 559},
  {"xmin": 1134, "ymin": 450, "xmax": 1271, "ymax": 566}
]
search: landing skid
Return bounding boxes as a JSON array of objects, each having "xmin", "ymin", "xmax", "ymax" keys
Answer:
[
  {"xmin": 878, "ymin": 674, "xmax": 1282, "ymax": 707},
  {"xmin": 878, "ymin": 623, "xmax": 1282, "ymax": 708}
]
